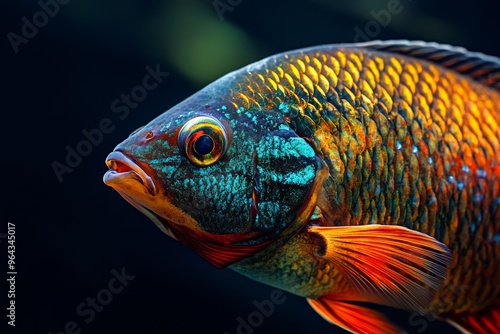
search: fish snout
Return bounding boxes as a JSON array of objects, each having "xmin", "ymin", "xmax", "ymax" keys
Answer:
[{"xmin": 103, "ymin": 151, "xmax": 157, "ymax": 196}]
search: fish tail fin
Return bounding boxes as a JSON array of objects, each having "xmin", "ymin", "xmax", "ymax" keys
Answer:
[
  {"xmin": 307, "ymin": 295, "xmax": 402, "ymax": 334},
  {"xmin": 445, "ymin": 302, "xmax": 500, "ymax": 334}
]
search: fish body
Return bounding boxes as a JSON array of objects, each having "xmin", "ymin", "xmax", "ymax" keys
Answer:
[{"xmin": 104, "ymin": 41, "xmax": 500, "ymax": 333}]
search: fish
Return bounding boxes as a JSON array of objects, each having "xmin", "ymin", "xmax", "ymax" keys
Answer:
[{"xmin": 103, "ymin": 40, "xmax": 500, "ymax": 333}]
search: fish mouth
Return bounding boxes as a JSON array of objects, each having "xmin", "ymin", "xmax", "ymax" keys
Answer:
[{"xmin": 103, "ymin": 151, "xmax": 157, "ymax": 196}]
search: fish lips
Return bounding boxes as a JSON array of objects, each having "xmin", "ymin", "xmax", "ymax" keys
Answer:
[{"xmin": 103, "ymin": 151, "xmax": 157, "ymax": 196}]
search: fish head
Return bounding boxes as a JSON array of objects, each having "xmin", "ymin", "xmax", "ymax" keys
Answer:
[{"xmin": 103, "ymin": 86, "xmax": 326, "ymax": 268}]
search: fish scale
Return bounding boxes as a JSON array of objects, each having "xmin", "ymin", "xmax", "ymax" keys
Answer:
[
  {"xmin": 228, "ymin": 47, "xmax": 500, "ymax": 314},
  {"xmin": 104, "ymin": 41, "xmax": 500, "ymax": 333}
]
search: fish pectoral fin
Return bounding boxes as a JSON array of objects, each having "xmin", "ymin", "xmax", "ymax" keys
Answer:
[
  {"xmin": 308, "ymin": 225, "xmax": 452, "ymax": 312},
  {"xmin": 307, "ymin": 296, "xmax": 402, "ymax": 334},
  {"xmin": 445, "ymin": 302, "xmax": 500, "ymax": 334}
]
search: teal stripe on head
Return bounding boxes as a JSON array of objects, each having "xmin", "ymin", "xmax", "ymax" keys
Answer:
[
  {"xmin": 253, "ymin": 131, "xmax": 318, "ymax": 233},
  {"xmin": 256, "ymin": 134, "xmax": 316, "ymax": 160}
]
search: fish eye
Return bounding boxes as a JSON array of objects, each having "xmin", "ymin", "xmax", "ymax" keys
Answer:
[{"xmin": 178, "ymin": 116, "xmax": 230, "ymax": 166}]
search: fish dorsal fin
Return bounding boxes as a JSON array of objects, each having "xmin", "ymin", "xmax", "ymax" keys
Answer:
[{"xmin": 354, "ymin": 40, "xmax": 500, "ymax": 92}]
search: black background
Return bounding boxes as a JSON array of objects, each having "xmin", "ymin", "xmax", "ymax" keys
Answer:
[{"xmin": 2, "ymin": 0, "xmax": 500, "ymax": 333}]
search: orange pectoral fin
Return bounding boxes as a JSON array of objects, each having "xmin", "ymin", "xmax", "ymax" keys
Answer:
[
  {"xmin": 308, "ymin": 225, "xmax": 452, "ymax": 312},
  {"xmin": 446, "ymin": 303, "xmax": 500, "ymax": 334},
  {"xmin": 308, "ymin": 296, "xmax": 402, "ymax": 334}
]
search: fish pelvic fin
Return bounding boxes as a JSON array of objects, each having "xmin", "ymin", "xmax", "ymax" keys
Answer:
[
  {"xmin": 307, "ymin": 296, "xmax": 402, "ymax": 334},
  {"xmin": 445, "ymin": 302, "xmax": 500, "ymax": 334},
  {"xmin": 308, "ymin": 224, "xmax": 452, "ymax": 313}
]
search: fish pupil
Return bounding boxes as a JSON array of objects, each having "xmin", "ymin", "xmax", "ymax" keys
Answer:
[{"xmin": 194, "ymin": 135, "xmax": 214, "ymax": 155}]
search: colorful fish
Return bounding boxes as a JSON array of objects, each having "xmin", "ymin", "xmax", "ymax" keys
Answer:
[{"xmin": 103, "ymin": 40, "xmax": 500, "ymax": 333}]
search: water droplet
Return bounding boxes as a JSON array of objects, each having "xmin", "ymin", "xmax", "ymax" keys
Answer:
[
  {"xmin": 396, "ymin": 141, "xmax": 402, "ymax": 150},
  {"xmin": 448, "ymin": 175, "xmax": 456, "ymax": 183},
  {"xmin": 457, "ymin": 182, "xmax": 464, "ymax": 190},
  {"xmin": 476, "ymin": 169, "xmax": 487, "ymax": 178},
  {"xmin": 428, "ymin": 157, "xmax": 433, "ymax": 164},
  {"xmin": 412, "ymin": 145, "xmax": 418, "ymax": 153},
  {"xmin": 462, "ymin": 165, "xmax": 470, "ymax": 173}
]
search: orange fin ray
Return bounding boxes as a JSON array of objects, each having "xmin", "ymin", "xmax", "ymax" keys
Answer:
[
  {"xmin": 446, "ymin": 303, "xmax": 500, "ymax": 334},
  {"xmin": 308, "ymin": 225, "xmax": 452, "ymax": 312},
  {"xmin": 308, "ymin": 296, "xmax": 402, "ymax": 334}
]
